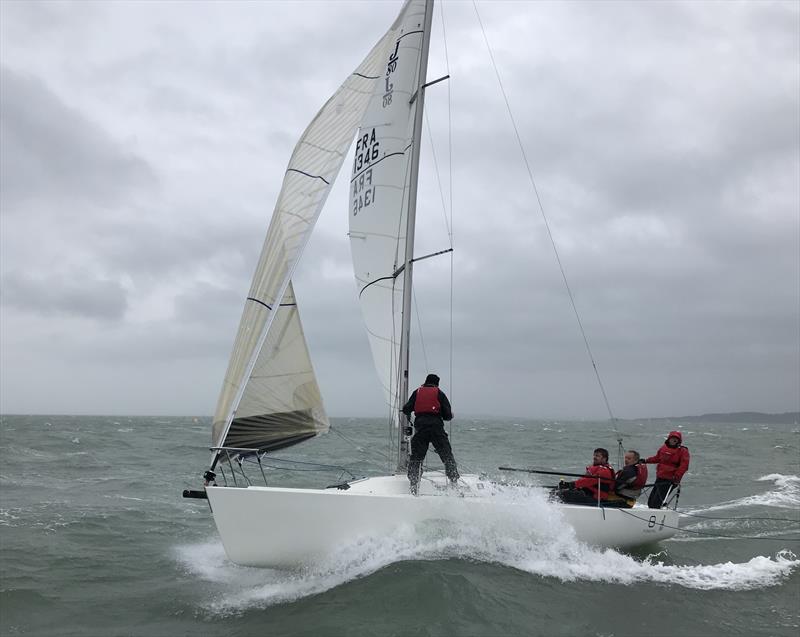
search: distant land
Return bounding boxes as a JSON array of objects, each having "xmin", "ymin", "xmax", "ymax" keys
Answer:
[{"xmin": 625, "ymin": 411, "xmax": 800, "ymax": 424}]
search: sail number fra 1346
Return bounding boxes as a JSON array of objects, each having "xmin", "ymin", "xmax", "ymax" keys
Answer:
[{"xmin": 352, "ymin": 129, "xmax": 379, "ymax": 216}]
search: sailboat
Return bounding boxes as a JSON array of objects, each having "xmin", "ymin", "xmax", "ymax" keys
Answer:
[{"xmin": 186, "ymin": 0, "xmax": 679, "ymax": 568}]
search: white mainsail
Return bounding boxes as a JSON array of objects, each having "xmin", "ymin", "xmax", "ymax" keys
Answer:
[
  {"xmin": 211, "ymin": 1, "xmax": 417, "ymax": 458},
  {"xmin": 348, "ymin": 0, "xmax": 428, "ymax": 420}
]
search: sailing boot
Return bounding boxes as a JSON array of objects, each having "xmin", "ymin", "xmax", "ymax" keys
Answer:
[
  {"xmin": 444, "ymin": 459, "xmax": 460, "ymax": 488},
  {"xmin": 408, "ymin": 459, "xmax": 422, "ymax": 496}
]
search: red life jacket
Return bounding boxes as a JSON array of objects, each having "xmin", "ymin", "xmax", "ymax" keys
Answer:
[
  {"xmin": 632, "ymin": 462, "xmax": 648, "ymax": 490},
  {"xmin": 413, "ymin": 385, "xmax": 441, "ymax": 415},
  {"xmin": 575, "ymin": 463, "xmax": 615, "ymax": 500}
]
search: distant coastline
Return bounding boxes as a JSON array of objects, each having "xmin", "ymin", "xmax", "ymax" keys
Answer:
[
  {"xmin": 0, "ymin": 411, "xmax": 798, "ymax": 424},
  {"xmin": 624, "ymin": 411, "xmax": 800, "ymax": 425}
]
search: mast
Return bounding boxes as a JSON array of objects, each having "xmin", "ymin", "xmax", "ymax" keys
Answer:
[{"xmin": 397, "ymin": 0, "xmax": 435, "ymax": 471}]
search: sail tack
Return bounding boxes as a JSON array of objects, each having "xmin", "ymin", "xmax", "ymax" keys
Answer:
[
  {"xmin": 211, "ymin": 1, "xmax": 418, "ymax": 458},
  {"xmin": 348, "ymin": 0, "xmax": 428, "ymax": 416}
]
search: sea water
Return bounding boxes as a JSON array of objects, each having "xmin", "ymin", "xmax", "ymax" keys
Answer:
[{"xmin": 1, "ymin": 415, "xmax": 798, "ymax": 636}]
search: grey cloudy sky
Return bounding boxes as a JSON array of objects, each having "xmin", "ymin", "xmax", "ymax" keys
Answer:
[{"xmin": 1, "ymin": 0, "xmax": 797, "ymax": 420}]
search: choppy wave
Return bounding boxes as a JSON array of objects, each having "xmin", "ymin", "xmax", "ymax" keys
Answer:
[
  {"xmin": 174, "ymin": 486, "xmax": 799, "ymax": 613},
  {"xmin": 698, "ymin": 474, "xmax": 800, "ymax": 512}
]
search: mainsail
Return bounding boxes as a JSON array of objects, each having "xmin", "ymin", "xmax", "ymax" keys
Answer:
[
  {"xmin": 210, "ymin": 1, "xmax": 417, "ymax": 459},
  {"xmin": 348, "ymin": 0, "xmax": 428, "ymax": 419}
]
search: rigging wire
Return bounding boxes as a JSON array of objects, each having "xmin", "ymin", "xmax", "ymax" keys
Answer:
[
  {"xmin": 471, "ymin": 0, "xmax": 617, "ymax": 424},
  {"xmin": 329, "ymin": 424, "xmax": 394, "ymax": 465},
  {"xmin": 413, "ymin": 287, "xmax": 431, "ymax": 371},
  {"xmin": 440, "ymin": 0, "xmax": 455, "ymax": 438},
  {"xmin": 389, "ymin": 138, "xmax": 418, "ymax": 472},
  {"xmin": 421, "ymin": 113, "xmax": 452, "ymax": 396},
  {"xmin": 424, "ymin": 113, "xmax": 453, "ymax": 240},
  {"xmin": 423, "ymin": 2, "xmax": 456, "ymax": 435}
]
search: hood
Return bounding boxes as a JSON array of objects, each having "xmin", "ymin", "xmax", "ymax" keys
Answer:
[{"xmin": 666, "ymin": 430, "xmax": 683, "ymax": 444}]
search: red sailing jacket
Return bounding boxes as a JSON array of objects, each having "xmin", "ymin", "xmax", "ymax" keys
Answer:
[
  {"xmin": 646, "ymin": 445, "xmax": 690, "ymax": 482},
  {"xmin": 574, "ymin": 463, "xmax": 615, "ymax": 500},
  {"xmin": 413, "ymin": 385, "xmax": 441, "ymax": 415}
]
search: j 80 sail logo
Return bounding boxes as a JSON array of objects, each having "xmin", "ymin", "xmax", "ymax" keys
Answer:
[{"xmin": 383, "ymin": 40, "xmax": 400, "ymax": 107}]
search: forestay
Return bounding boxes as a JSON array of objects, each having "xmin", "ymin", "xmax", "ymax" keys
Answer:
[
  {"xmin": 348, "ymin": 0, "xmax": 427, "ymax": 419},
  {"xmin": 210, "ymin": 1, "xmax": 417, "ymax": 460}
]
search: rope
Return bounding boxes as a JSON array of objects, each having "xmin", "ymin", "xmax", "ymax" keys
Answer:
[
  {"xmin": 471, "ymin": 0, "xmax": 616, "ymax": 423},
  {"xmin": 679, "ymin": 510, "xmax": 800, "ymax": 524},
  {"xmin": 616, "ymin": 507, "xmax": 800, "ymax": 542}
]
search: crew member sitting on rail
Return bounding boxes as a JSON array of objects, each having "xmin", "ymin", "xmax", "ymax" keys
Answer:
[
  {"xmin": 608, "ymin": 450, "xmax": 648, "ymax": 508},
  {"xmin": 555, "ymin": 448, "xmax": 615, "ymax": 505}
]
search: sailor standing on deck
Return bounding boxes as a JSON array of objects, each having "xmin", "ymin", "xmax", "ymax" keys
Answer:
[
  {"xmin": 642, "ymin": 431, "xmax": 690, "ymax": 509},
  {"xmin": 401, "ymin": 374, "xmax": 459, "ymax": 495}
]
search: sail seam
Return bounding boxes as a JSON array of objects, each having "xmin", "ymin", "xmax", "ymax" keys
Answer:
[
  {"xmin": 286, "ymin": 168, "xmax": 330, "ymax": 184},
  {"xmin": 351, "ymin": 229, "xmax": 405, "ymax": 241},
  {"xmin": 298, "ymin": 140, "xmax": 345, "ymax": 156},
  {"xmin": 246, "ymin": 297, "xmax": 297, "ymax": 311}
]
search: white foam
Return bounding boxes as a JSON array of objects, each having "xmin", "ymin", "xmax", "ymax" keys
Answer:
[
  {"xmin": 104, "ymin": 495, "xmax": 144, "ymax": 502},
  {"xmin": 757, "ymin": 474, "xmax": 800, "ymax": 487},
  {"xmin": 0, "ymin": 508, "xmax": 22, "ymax": 526},
  {"xmin": 637, "ymin": 550, "xmax": 798, "ymax": 590},
  {"xmin": 700, "ymin": 474, "xmax": 800, "ymax": 512},
  {"xmin": 174, "ymin": 486, "xmax": 799, "ymax": 613},
  {"xmin": 174, "ymin": 539, "xmax": 398, "ymax": 614}
]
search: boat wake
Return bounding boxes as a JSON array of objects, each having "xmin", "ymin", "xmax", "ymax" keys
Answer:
[{"xmin": 174, "ymin": 486, "xmax": 799, "ymax": 613}]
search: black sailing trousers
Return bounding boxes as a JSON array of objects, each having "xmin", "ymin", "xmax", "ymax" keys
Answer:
[
  {"xmin": 407, "ymin": 422, "xmax": 460, "ymax": 494},
  {"xmin": 648, "ymin": 478, "xmax": 676, "ymax": 509}
]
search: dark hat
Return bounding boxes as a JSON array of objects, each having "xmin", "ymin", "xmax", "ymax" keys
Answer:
[{"xmin": 424, "ymin": 373, "xmax": 440, "ymax": 386}]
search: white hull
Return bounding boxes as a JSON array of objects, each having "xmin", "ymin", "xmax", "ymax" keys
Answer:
[{"xmin": 206, "ymin": 474, "xmax": 678, "ymax": 568}]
